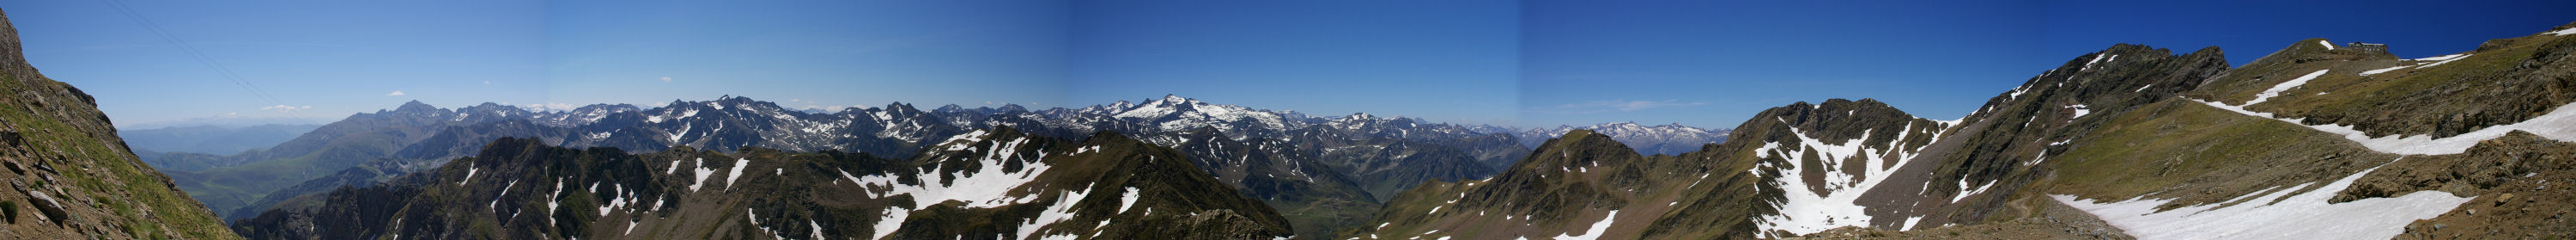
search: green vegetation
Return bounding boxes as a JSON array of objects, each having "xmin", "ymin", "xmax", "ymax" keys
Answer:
[
  {"xmin": 2045, "ymin": 99, "xmax": 2396, "ymax": 206},
  {"xmin": 3, "ymin": 200, "xmax": 16, "ymax": 223},
  {"xmin": 0, "ymin": 74, "xmax": 239, "ymax": 238},
  {"xmin": 2239, "ymin": 34, "xmax": 2576, "ymax": 138},
  {"xmin": 173, "ymin": 133, "xmax": 408, "ymax": 215}
]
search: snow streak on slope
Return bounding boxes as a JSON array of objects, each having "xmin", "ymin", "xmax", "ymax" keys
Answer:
[
  {"xmin": 833, "ymin": 129, "xmax": 1124, "ymax": 239},
  {"xmin": 848, "ymin": 133, "xmax": 1047, "ymax": 210},
  {"xmin": 2053, "ymin": 159, "xmax": 2474, "ymax": 240},
  {"xmin": 2082, "ymin": 54, "xmax": 2118, "ymax": 71},
  {"xmin": 2359, "ymin": 65, "xmax": 2410, "ymax": 76},
  {"xmin": 1749, "ymin": 119, "xmax": 1945, "ymax": 237},
  {"xmin": 2362, "ymin": 54, "xmax": 2474, "ymax": 76},
  {"xmin": 1118, "ymin": 187, "xmax": 1143, "ymax": 213},
  {"xmin": 2196, "ymin": 99, "xmax": 2576, "ymax": 155},
  {"xmin": 723, "ymin": 158, "xmax": 750, "ymax": 190},
  {"xmin": 1020, "ymin": 184, "xmax": 1097, "ymax": 240},
  {"xmin": 690, "ymin": 158, "xmax": 717, "ymax": 192},
  {"xmin": 2241, "ymin": 70, "xmax": 2330, "ymax": 106}
]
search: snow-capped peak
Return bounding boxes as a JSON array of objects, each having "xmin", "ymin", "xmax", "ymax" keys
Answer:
[
  {"xmin": 1519, "ymin": 121, "xmax": 1731, "ymax": 155},
  {"xmin": 1345, "ymin": 113, "xmax": 1375, "ymax": 120},
  {"xmin": 1103, "ymin": 95, "xmax": 1293, "ymax": 132}
]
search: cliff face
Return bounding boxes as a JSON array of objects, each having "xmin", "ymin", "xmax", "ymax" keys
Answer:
[{"xmin": 0, "ymin": 8, "xmax": 243, "ymax": 240}]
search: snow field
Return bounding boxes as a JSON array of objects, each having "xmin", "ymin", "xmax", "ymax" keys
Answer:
[{"xmin": 2053, "ymin": 160, "xmax": 2474, "ymax": 240}]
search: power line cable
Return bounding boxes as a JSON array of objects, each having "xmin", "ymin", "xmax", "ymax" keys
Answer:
[{"xmin": 98, "ymin": 0, "xmax": 303, "ymax": 119}]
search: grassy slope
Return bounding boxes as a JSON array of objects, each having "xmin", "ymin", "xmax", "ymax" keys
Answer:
[
  {"xmin": 1, "ymin": 74, "xmax": 238, "ymax": 238},
  {"xmin": 172, "ymin": 126, "xmax": 411, "ymax": 218},
  {"xmin": 2040, "ymin": 99, "xmax": 2397, "ymax": 207}
]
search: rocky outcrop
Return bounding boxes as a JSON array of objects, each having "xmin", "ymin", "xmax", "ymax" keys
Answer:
[
  {"xmin": 2210, "ymin": 28, "xmax": 2576, "ymax": 138},
  {"xmin": 2330, "ymin": 132, "xmax": 2576, "ymax": 238}
]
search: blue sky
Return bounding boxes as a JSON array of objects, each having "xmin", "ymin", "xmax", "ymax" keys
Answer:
[{"xmin": 4, "ymin": 1, "xmax": 2572, "ymax": 129}]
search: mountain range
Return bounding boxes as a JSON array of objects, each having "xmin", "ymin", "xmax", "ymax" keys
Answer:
[
  {"xmin": 8, "ymin": 5, "xmax": 2576, "ymax": 239},
  {"xmin": 121, "ymin": 124, "xmax": 320, "ymax": 171},
  {"xmin": 173, "ymin": 21, "xmax": 2576, "ymax": 239},
  {"xmin": 146, "ymin": 92, "xmax": 1731, "ymax": 237},
  {"xmin": 1348, "ymin": 21, "xmax": 2576, "ymax": 240},
  {"xmin": 1518, "ymin": 122, "xmax": 1732, "ymax": 156},
  {"xmin": 230, "ymin": 127, "xmax": 1297, "ymax": 239}
]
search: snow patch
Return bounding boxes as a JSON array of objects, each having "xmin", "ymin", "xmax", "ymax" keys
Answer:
[
  {"xmin": 845, "ymin": 136, "xmax": 1070, "ymax": 238},
  {"xmin": 942, "ymin": 130, "xmax": 992, "ymax": 151},
  {"xmin": 2317, "ymin": 40, "xmax": 2335, "ymax": 50},
  {"xmin": 2416, "ymin": 53, "xmax": 2473, "ymax": 69},
  {"xmin": 546, "ymin": 181, "xmax": 562, "ymax": 225},
  {"xmin": 2549, "ymin": 28, "xmax": 2576, "ymax": 36},
  {"xmin": 2082, "ymin": 54, "xmax": 2118, "ymax": 71},
  {"xmin": 2411, "ymin": 53, "xmax": 2469, "ymax": 62},
  {"xmin": 2360, "ymin": 54, "xmax": 2483, "ymax": 77},
  {"xmin": 869, "ymin": 206, "xmax": 910, "ymax": 240},
  {"xmin": 2054, "ymin": 161, "xmax": 2474, "ymax": 240},
  {"xmin": 1901, "ymin": 216, "xmax": 1923, "ymax": 231},
  {"xmin": 2195, "ymin": 99, "xmax": 2576, "ymax": 155},
  {"xmin": 850, "ymin": 138, "xmax": 1044, "ymax": 209},
  {"xmin": 1552, "ymin": 210, "xmax": 1619, "ymax": 240},
  {"xmin": 1952, "ymin": 178, "xmax": 1991, "ymax": 202},
  {"xmin": 1750, "ymin": 120, "xmax": 1946, "ymax": 237},
  {"xmin": 489, "ymin": 180, "xmax": 517, "ymax": 214},
  {"xmin": 459, "ymin": 166, "xmax": 477, "ymax": 186},
  {"xmin": 2358, "ymin": 65, "xmax": 2410, "ymax": 76},
  {"xmin": 811, "ymin": 220, "xmax": 826, "ymax": 239},
  {"xmin": 724, "ymin": 158, "xmax": 750, "ymax": 190},
  {"xmin": 2241, "ymin": 70, "xmax": 2330, "ymax": 106},
  {"xmin": 665, "ymin": 158, "xmax": 683, "ymax": 175},
  {"xmin": 690, "ymin": 158, "xmax": 718, "ymax": 192},
  {"xmin": 1018, "ymin": 185, "xmax": 1096, "ymax": 240},
  {"xmin": 1118, "ymin": 187, "xmax": 1143, "ymax": 214},
  {"xmin": 598, "ymin": 183, "xmax": 628, "ymax": 217},
  {"xmin": 670, "ymin": 123, "xmax": 691, "ymax": 144}
]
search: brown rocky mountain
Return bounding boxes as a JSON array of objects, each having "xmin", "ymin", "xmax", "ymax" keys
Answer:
[
  {"xmin": 1354, "ymin": 21, "xmax": 2576, "ymax": 239},
  {"xmin": 229, "ymin": 126, "xmax": 1295, "ymax": 239}
]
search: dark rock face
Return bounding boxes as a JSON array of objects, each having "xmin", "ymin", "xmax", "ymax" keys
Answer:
[
  {"xmin": 230, "ymin": 127, "xmax": 1294, "ymax": 239},
  {"xmin": 1868, "ymin": 43, "xmax": 2231, "ymax": 229}
]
